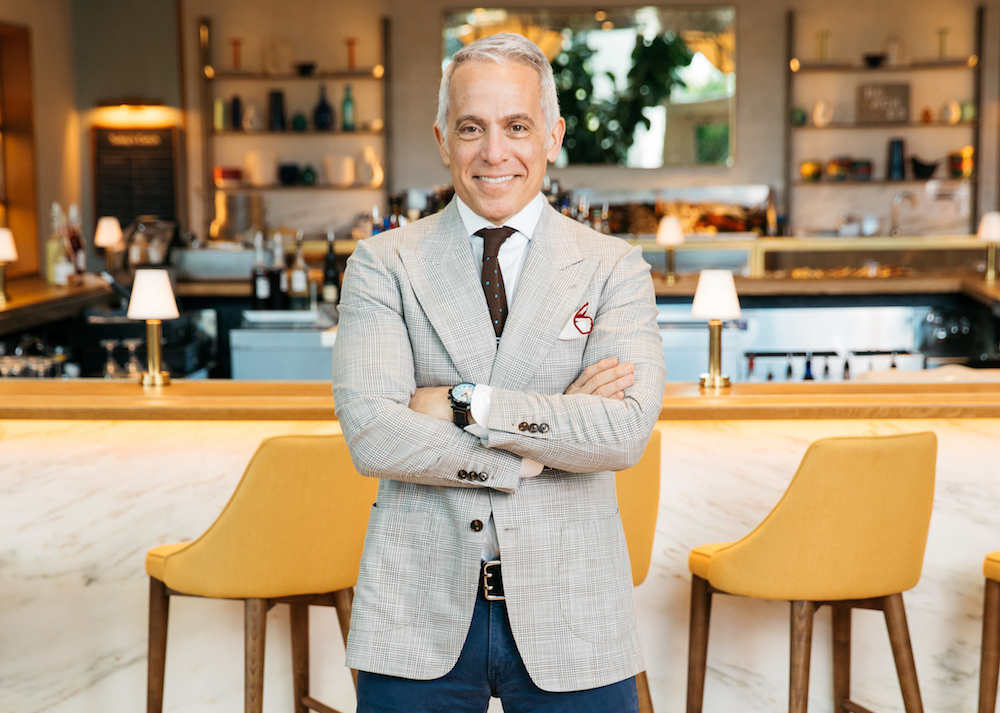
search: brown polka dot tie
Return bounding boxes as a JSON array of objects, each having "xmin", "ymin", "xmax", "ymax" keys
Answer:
[{"xmin": 476, "ymin": 226, "xmax": 516, "ymax": 338}]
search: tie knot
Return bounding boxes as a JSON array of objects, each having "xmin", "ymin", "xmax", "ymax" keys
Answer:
[{"xmin": 476, "ymin": 226, "xmax": 516, "ymax": 257}]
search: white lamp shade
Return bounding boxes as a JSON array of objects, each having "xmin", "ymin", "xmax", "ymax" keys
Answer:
[
  {"xmin": 0, "ymin": 228, "xmax": 17, "ymax": 262},
  {"xmin": 127, "ymin": 269, "xmax": 179, "ymax": 320},
  {"xmin": 978, "ymin": 212, "xmax": 1000, "ymax": 243},
  {"xmin": 691, "ymin": 269, "xmax": 741, "ymax": 320},
  {"xmin": 656, "ymin": 215, "xmax": 685, "ymax": 247},
  {"xmin": 94, "ymin": 216, "xmax": 123, "ymax": 248}
]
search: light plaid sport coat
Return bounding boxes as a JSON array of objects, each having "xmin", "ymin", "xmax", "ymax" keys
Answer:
[{"xmin": 331, "ymin": 199, "xmax": 665, "ymax": 692}]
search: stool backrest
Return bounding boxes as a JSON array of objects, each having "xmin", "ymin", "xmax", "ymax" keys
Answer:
[
  {"xmin": 708, "ymin": 431, "xmax": 937, "ymax": 601},
  {"xmin": 617, "ymin": 430, "xmax": 662, "ymax": 587},
  {"xmin": 161, "ymin": 434, "xmax": 377, "ymax": 599}
]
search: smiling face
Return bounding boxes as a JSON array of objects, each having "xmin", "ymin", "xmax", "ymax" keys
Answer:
[{"xmin": 434, "ymin": 60, "xmax": 565, "ymax": 225}]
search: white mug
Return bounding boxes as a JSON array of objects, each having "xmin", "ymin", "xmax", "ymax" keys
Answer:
[
  {"xmin": 812, "ymin": 100, "xmax": 834, "ymax": 128},
  {"xmin": 324, "ymin": 155, "xmax": 355, "ymax": 187},
  {"xmin": 243, "ymin": 150, "xmax": 277, "ymax": 187}
]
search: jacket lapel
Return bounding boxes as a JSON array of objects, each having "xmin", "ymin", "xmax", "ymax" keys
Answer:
[
  {"xmin": 491, "ymin": 206, "xmax": 599, "ymax": 390},
  {"xmin": 398, "ymin": 202, "xmax": 496, "ymax": 384}
]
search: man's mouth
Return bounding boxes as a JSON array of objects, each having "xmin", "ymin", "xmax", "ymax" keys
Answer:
[{"xmin": 476, "ymin": 175, "xmax": 516, "ymax": 184}]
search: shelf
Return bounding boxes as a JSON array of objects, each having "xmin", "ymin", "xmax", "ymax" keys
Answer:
[
  {"xmin": 792, "ymin": 121, "xmax": 976, "ymax": 130},
  {"xmin": 792, "ymin": 178, "xmax": 973, "ymax": 187},
  {"xmin": 213, "ymin": 184, "xmax": 383, "ymax": 192},
  {"xmin": 213, "ymin": 129, "xmax": 383, "ymax": 137},
  {"xmin": 792, "ymin": 58, "xmax": 977, "ymax": 73},
  {"xmin": 209, "ymin": 68, "xmax": 384, "ymax": 81}
]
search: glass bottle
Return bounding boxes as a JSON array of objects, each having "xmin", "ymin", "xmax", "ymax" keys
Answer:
[
  {"xmin": 268, "ymin": 233, "xmax": 289, "ymax": 310},
  {"xmin": 322, "ymin": 231, "xmax": 339, "ymax": 305},
  {"xmin": 288, "ymin": 232, "xmax": 310, "ymax": 310},
  {"xmin": 342, "ymin": 84, "xmax": 355, "ymax": 131},
  {"xmin": 313, "ymin": 85, "xmax": 334, "ymax": 131},
  {"xmin": 250, "ymin": 231, "xmax": 271, "ymax": 310},
  {"xmin": 65, "ymin": 204, "xmax": 86, "ymax": 277},
  {"xmin": 45, "ymin": 202, "xmax": 66, "ymax": 285}
]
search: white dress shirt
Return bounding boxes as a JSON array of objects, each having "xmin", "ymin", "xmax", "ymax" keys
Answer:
[{"xmin": 454, "ymin": 194, "xmax": 546, "ymax": 560}]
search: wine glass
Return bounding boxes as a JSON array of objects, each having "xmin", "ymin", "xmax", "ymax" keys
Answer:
[
  {"xmin": 100, "ymin": 339, "xmax": 126, "ymax": 379},
  {"xmin": 123, "ymin": 338, "xmax": 144, "ymax": 378}
]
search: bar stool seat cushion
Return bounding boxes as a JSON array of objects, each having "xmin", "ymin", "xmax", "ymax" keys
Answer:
[
  {"xmin": 145, "ymin": 543, "xmax": 191, "ymax": 582},
  {"xmin": 985, "ymin": 551, "xmax": 1000, "ymax": 582},
  {"xmin": 143, "ymin": 435, "xmax": 377, "ymax": 600},
  {"xmin": 687, "ymin": 432, "xmax": 936, "ymax": 601},
  {"xmin": 689, "ymin": 542, "xmax": 731, "ymax": 580}
]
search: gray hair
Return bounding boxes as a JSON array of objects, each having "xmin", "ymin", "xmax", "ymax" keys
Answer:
[{"xmin": 436, "ymin": 32, "xmax": 560, "ymax": 138}]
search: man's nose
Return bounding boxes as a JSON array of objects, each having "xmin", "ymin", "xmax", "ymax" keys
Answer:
[{"xmin": 479, "ymin": 130, "xmax": 508, "ymax": 164}]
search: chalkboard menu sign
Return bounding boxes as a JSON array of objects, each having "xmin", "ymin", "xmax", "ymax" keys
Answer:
[
  {"xmin": 856, "ymin": 84, "xmax": 910, "ymax": 124},
  {"xmin": 93, "ymin": 127, "xmax": 178, "ymax": 227}
]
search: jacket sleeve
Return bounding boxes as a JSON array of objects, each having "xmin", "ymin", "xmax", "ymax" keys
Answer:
[
  {"xmin": 484, "ymin": 246, "xmax": 666, "ymax": 473},
  {"xmin": 332, "ymin": 238, "xmax": 522, "ymax": 493}
]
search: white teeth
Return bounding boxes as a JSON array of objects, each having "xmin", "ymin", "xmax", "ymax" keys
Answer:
[{"xmin": 478, "ymin": 175, "xmax": 515, "ymax": 184}]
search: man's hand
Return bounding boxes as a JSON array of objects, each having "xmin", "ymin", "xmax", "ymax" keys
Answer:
[
  {"xmin": 409, "ymin": 386, "xmax": 463, "ymax": 423},
  {"xmin": 565, "ymin": 357, "xmax": 634, "ymax": 400}
]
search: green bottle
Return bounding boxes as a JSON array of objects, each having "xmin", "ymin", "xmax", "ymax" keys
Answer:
[{"xmin": 342, "ymin": 84, "xmax": 355, "ymax": 131}]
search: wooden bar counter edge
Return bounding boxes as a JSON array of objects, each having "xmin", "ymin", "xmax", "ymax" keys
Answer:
[{"xmin": 3, "ymin": 379, "xmax": 1000, "ymax": 420}]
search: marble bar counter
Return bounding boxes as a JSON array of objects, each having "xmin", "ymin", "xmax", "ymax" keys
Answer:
[{"xmin": 3, "ymin": 381, "xmax": 1000, "ymax": 713}]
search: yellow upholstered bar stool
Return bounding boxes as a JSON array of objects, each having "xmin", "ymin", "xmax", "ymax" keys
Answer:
[
  {"xmin": 617, "ymin": 429, "xmax": 662, "ymax": 713},
  {"xmin": 145, "ymin": 434, "xmax": 377, "ymax": 713},
  {"xmin": 685, "ymin": 432, "xmax": 937, "ymax": 713},
  {"xmin": 978, "ymin": 551, "xmax": 1000, "ymax": 713}
]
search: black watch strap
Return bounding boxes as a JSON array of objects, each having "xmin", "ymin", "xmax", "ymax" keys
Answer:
[{"xmin": 453, "ymin": 405, "xmax": 470, "ymax": 428}]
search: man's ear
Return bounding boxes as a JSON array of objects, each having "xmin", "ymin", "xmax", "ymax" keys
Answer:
[
  {"xmin": 546, "ymin": 117, "xmax": 566, "ymax": 163},
  {"xmin": 434, "ymin": 124, "xmax": 450, "ymax": 167}
]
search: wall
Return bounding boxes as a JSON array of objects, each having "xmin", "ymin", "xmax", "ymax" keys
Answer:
[
  {"xmin": 0, "ymin": 0, "xmax": 79, "ymax": 273},
  {"xmin": 71, "ymin": 0, "xmax": 183, "ymax": 264},
  {"xmin": 386, "ymin": 0, "xmax": 1000, "ymax": 221}
]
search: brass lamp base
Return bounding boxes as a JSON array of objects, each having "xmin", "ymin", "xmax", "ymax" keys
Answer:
[
  {"xmin": 141, "ymin": 371, "xmax": 171, "ymax": 387},
  {"xmin": 987, "ymin": 243, "xmax": 997, "ymax": 284},
  {"xmin": 700, "ymin": 373, "xmax": 731, "ymax": 388}
]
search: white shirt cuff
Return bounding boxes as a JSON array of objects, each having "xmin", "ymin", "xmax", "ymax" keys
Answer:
[{"xmin": 462, "ymin": 384, "xmax": 491, "ymax": 439}]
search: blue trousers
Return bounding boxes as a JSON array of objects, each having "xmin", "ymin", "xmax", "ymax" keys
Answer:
[{"xmin": 356, "ymin": 593, "xmax": 640, "ymax": 713}]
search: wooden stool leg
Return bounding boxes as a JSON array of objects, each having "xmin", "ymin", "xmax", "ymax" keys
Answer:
[
  {"xmin": 290, "ymin": 603, "xmax": 309, "ymax": 713},
  {"xmin": 790, "ymin": 601, "xmax": 815, "ymax": 713},
  {"xmin": 147, "ymin": 577, "xmax": 170, "ymax": 713},
  {"xmin": 832, "ymin": 605, "xmax": 851, "ymax": 713},
  {"xmin": 245, "ymin": 598, "xmax": 267, "ymax": 713},
  {"xmin": 332, "ymin": 588, "xmax": 357, "ymax": 690},
  {"xmin": 883, "ymin": 593, "xmax": 924, "ymax": 713},
  {"xmin": 686, "ymin": 575, "xmax": 713, "ymax": 713},
  {"xmin": 979, "ymin": 579, "xmax": 1000, "ymax": 713},
  {"xmin": 635, "ymin": 670, "xmax": 654, "ymax": 713}
]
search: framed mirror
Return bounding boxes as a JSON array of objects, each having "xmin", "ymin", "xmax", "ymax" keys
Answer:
[{"xmin": 442, "ymin": 6, "xmax": 736, "ymax": 168}]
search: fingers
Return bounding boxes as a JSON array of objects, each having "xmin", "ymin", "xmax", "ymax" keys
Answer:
[
  {"xmin": 568, "ymin": 356, "xmax": 618, "ymax": 393},
  {"xmin": 566, "ymin": 358, "xmax": 635, "ymax": 397}
]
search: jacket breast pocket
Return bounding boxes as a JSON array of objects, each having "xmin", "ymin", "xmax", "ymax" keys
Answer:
[
  {"xmin": 558, "ymin": 512, "xmax": 637, "ymax": 643},
  {"xmin": 351, "ymin": 505, "xmax": 431, "ymax": 632}
]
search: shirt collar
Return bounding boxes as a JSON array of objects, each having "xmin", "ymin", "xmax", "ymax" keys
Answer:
[{"xmin": 455, "ymin": 193, "xmax": 546, "ymax": 241}]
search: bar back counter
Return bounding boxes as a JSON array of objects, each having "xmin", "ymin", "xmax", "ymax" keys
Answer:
[{"xmin": 2, "ymin": 379, "xmax": 999, "ymax": 713}]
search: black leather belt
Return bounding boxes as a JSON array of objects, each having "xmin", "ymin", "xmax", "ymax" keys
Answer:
[{"xmin": 478, "ymin": 560, "xmax": 504, "ymax": 601}]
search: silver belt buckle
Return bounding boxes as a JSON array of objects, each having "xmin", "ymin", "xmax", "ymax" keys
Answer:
[{"xmin": 482, "ymin": 560, "xmax": 504, "ymax": 601}]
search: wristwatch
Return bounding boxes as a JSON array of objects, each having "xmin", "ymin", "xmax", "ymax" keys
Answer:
[{"xmin": 449, "ymin": 382, "xmax": 476, "ymax": 428}]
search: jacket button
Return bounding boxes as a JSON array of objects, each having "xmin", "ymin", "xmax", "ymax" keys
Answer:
[
  {"xmin": 518, "ymin": 422, "xmax": 529, "ymax": 431},
  {"xmin": 478, "ymin": 472, "xmax": 488, "ymax": 482},
  {"xmin": 470, "ymin": 520, "xmax": 483, "ymax": 532},
  {"xmin": 467, "ymin": 470, "xmax": 479, "ymax": 480},
  {"xmin": 458, "ymin": 470, "xmax": 467, "ymax": 480},
  {"xmin": 529, "ymin": 424, "xmax": 538, "ymax": 433},
  {"xmin": 539, "ymin": 423, "xmax": 549, "ymax": 433}
]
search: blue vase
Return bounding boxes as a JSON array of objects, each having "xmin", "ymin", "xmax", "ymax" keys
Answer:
[{"xmin": 314, "ymin": 86, "xmax": 334, "ymax": 131}]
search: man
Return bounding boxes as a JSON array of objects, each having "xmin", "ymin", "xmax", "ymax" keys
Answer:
[{"xmin": 331, "ymin": 32, "xmax": 665, "ymax": 712}]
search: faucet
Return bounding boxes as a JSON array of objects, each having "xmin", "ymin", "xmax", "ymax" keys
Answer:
[{"xmin": 890, "ymin": 191, "xmax": 917, "ymax": 236}]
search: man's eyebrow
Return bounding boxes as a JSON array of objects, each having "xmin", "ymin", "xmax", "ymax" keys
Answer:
[{"xmin": 452, "ymin": 113, "xmax": 537, "ymax": 127}]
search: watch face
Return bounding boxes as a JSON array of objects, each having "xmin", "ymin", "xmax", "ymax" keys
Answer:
[{"xmin": 451, "ymin": 382, "xmax": 475, "ymax": 406}]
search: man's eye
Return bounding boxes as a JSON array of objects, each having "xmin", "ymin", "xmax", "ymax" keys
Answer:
[
  {"xmin": 459, "ymin": 125, "xmax": 480, "ymax": 134},
  {"xmin": 511, "ymin": 124, "xmax": 526, "ymax": 132}
]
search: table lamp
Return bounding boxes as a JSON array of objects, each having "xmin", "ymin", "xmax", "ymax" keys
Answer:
[
  {"xmin": 0, "ymin": 228, "xmax": 18, "ymax": 306},
  {"xmin": 656, "ymin": 215, "xmax": 685, "ymax": 285},
  {"xmin": 978, "ymin": 212, "xmax": 1000, "ymax": 283},
  {"xmin": 126, "ymin": 269, "xmax": 179, "ymax": 387},
  {"xmin": 94, "ymin": 217, "xmax": 124, "ymax": 273},
  {"xmin": 691, "ymin": 269, "xmax": 741, "ymax": 388}
]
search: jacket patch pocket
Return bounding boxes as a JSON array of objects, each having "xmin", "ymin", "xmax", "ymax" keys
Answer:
[
  {"xmin": 558, "ymin": 512, "xmax": 637, "ymax": 643},
  {"xmin": 351, "ymin": 505, "xmax": 431, "ymax": 632}
]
